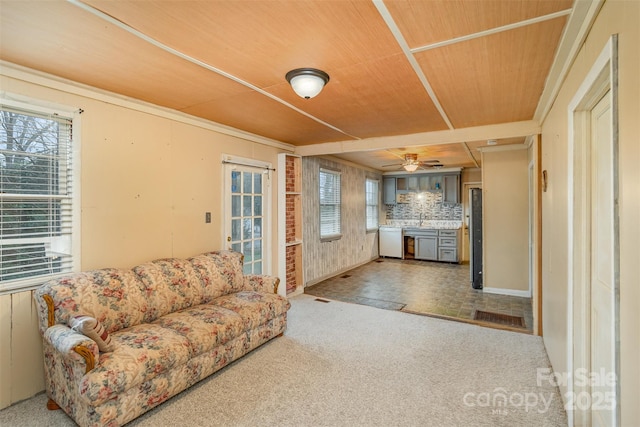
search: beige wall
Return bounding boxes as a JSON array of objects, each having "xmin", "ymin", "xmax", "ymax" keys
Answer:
[
  {"xmin": 0, "ymin": 70, "xmax": 287, "ymax": 408},
  {"xmin": 541, "ymin": 0, "xmax": 639, "ymax": 424},
  {"xmin": 481, "ymin": 147, "xmax": 529, "ymax": 294},
  {"xmin": 302, "ymin": 156, "xmax": 381, "ymax": 286}
]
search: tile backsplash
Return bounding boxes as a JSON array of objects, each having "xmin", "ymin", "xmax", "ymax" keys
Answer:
[{"xmin": 386, "ymin": 192, "xmax": 462, "ymax": 221}]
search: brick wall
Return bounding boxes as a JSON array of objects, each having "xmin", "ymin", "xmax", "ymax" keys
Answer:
[{"xmin": 285, "ymin": 245, "xmax": 297, "ymax": 293}]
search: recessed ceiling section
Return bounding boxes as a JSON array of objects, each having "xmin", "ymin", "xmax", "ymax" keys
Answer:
[
  {"xmin": 414, "ymin": 17, "xmax": 568, "ymax": 129},
  {"xmin": 182, "ymin": 91, "xmax": 354, "ymax": 145},
  {"xmin": 83, "ymin": 0, "xmax": 403, "ymax": 90},
  {"xmin": 385, "ymin": 0, "xmax": 573, "ymax": 47},
  {"xmin": 268, "ymin": 54, "xmax": 450, "ymax": 143},
  {"xmin": 0, "ymin": 1, "xmax": 253, "ymax": 110}
]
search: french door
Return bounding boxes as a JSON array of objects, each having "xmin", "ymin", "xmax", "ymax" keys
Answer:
[{"xmin": 223, "ymin": 158, "xmax": 271, "ymax": 275}]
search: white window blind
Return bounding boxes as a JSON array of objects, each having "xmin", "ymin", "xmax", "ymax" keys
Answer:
[
  {"xmin": 1, "ymin": 103, "xmax": 76, "ymax": 293},
  {"xmin": 319, "ymin": 168, "xmax": 341, "ymax": 240},
  {"xmin": 365, "ymin": 178, "xmax": 379, "ymax": 231}
]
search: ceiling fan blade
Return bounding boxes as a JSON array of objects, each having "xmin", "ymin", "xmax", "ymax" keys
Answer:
[{"xmin": 381, "ymin": 163, "xmax": 402, "ymax": 167}]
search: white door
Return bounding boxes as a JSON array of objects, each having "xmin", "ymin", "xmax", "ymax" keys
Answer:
[
  {"xmin": 588, "ymin": 90, "xmax": 616, "ymax": 427},
  {"xmin": 223, "ymin": 163, "xmax": 270, "ymax": 275}
]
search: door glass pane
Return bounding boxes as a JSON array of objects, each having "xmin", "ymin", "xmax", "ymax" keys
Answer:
[
  {"xmin": 254, "ymin": 239, "xmax": 262, "ymax": 260},
  {"xmin": 243, "ymin": 218, "xmax": 252, "ymax": 240},
  {"xmin": 243, "ymin": 172, "xmax": 252, "ymax": 193},
  {"xmin": 231, "ymin": 195, "xmax": 241, "ymax": 217},
  {"xmin": 232, "ymin": 171, "xmax": 241, "ymax": 193},
  {"xmin": 232, "ymin": 242, "xmax": 241, "ymax": 252},
  {"xmin": 254, "ymin": 174, "xmax": 262, "ymax": 193},
  {"xmin": 254, "ymin": 196, "xmax": 262, "ymax": 216},
  {"xmin": 243, "ymin": 195, "xmax": 252, "ymax": 216},
  {"xmin": 254, "ymin": 218, "xmax": 262, "ymax": 238},
  {"xmin": 231, "ymin": 219, "xmax": 241, "ymax": 240}
]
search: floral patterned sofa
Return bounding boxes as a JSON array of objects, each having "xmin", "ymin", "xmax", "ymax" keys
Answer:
[{"xmin": 33, "ymin": 250, "xmax": 290, "ymax": 427}]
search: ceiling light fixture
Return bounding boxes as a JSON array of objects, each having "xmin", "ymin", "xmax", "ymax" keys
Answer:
[
  {"xmin": 285, "ymin": 68, "xmax": 330, "ymax": 99},
  {"xmin": 402, "ymin": 153, "xmax": 420, "ymax": 172}
]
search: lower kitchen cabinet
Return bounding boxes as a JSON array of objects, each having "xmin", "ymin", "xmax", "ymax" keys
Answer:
[
  {"xmin": 415, "ymin": 236, "xmax": 438, "ymax": 260},
  {"xmin": 438, "ymin": 247, "xmax": 458, "ymax": 262}
]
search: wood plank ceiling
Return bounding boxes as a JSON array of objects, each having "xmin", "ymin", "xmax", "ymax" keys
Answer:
[{"xmin": 0, "ymin": 0, "xmax": 573, "ymax": 170}]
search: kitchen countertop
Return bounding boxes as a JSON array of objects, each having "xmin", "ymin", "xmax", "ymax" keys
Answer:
[{"xmin": 383, "ymin": 220, "xmax": 463, "ymax": 230}]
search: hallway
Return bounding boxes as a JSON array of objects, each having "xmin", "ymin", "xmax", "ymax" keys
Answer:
[{"xmin": 305, "ymin": 258, "xmax": 534, "ymax": 333}]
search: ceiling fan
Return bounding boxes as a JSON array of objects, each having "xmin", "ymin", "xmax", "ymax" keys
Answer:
[{"xmin": 382, "ymin": 153, "xmax": 442, "ymax": 172}]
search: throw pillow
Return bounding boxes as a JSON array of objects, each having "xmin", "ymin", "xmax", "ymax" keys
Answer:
[{"xmin": 69, "ymin": 315, "xmax": 115, "ymax": 352}]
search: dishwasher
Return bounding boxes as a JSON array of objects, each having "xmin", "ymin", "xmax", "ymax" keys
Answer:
[{"xmin": 379, "ymin": 226, "xmax": 403, "ymax": 258}]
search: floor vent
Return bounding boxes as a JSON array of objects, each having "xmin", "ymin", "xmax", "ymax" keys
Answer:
[
  {"xmin": 375, "ymin": 260, "xmax": 384, "ymax": 263},
  {"xmin": 314, "ymin": 298, "xmax": 330, "ymax": 303},
  {"xmin": 341, "ymin": 274, "xmax": 352, "ymax": 279},
  {"xmin": 473, "ymin": 310, "xmax": 526, "ymax": 328}
]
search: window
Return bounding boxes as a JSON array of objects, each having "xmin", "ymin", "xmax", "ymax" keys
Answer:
[
  {"xmin": 0, "ymin": 100, "xmax": 78, "ymax": 293},
  {"xmin": 319, "ymin": 168, "xmax": 341, "ymax": 240},
  {"xmin": 365, "ymin": 178, "xmax": 379, "ymax": 231}
]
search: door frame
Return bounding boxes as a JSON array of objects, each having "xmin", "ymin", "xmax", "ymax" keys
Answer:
[
  {"xmin": 461, "ymin": 181, "xmax": 482, "ymax": 263},
  {"xmin": 221, "ymin": 154, "xmax": 274, "ymax": 275},
  {"xmin": 567, "ymin": 35, "xmax": 620, "ymax": 426}
]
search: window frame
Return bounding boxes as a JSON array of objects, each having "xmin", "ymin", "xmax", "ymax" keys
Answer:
[
  {"xmin": 365, "ymin": 178, "xmax": 379, "ymax": 232},
  {"xmin": 0, "ymin": 95, "xmax": 81, "ymax": 295},
  {"xmin": 319, "ymin": 167, "xmax": 341, "ymax": 242}
]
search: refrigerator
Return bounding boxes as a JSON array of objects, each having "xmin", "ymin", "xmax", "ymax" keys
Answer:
[{"xmin": 469, "ymin": 188, "xmax": 483, "ymax": 289}]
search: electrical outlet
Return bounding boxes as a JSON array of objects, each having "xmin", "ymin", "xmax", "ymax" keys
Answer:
[{"xmin": 205, "ymin": 212, "xmax": 211, "ymax": 223}]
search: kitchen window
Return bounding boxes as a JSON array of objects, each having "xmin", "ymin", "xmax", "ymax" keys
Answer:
[
  {"xmin": 0, "ymin": 98, "xmax": 80, "ymax": 294},
  {"xmin": 319, "ymin": 168, "xmax": 341, "ymax": 241},
  {"xmin": 365, "ymin": 178, "xmax": 379, "ymax": 231}
]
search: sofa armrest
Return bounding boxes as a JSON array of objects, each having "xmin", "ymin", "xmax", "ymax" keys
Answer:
[
  {"xmin": 243, "ymin": 274, "xmax": 281, "ymax": 294},
  {"xmin": 44, "ymin": 324, "xmax": 99, "ymax": 373}
]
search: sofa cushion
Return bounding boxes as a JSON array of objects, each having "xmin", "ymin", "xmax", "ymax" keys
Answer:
[
  {"xmin": 208, "ymin": 291, "xmax": 291, "ymax": 331},
  {"xmin": 78, "ymin": 323, "xmax": 192, "ymax": 406},
  {"xmin": 133, "ymin": 259, "xmax": 205, "ymax": 322},
  {"xmin": 198, "ymin": 251, "xmax": 245, "ymax": 293},
  {"xmin": 35, "ymin": 269, "xmax": 149, "ymax": 335},
  {"xmin": 188, "ymin": 254, "xmax": 234, "ymax": 302},
  {"xmin": 152, "ymin": 305, "xmax": 244, "ymax": 357}
]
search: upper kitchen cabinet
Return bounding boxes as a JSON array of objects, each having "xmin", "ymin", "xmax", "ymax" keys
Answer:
[
  {"xmin": 384, "ymin": 171, "xmax": 459, "ymax": 201},
  {"xmin": 443, "ymin": 173, "xmax": 460, "ymax": 203},
  {"xmin": 383, "ymin": 177, "xmax": 397, "ymax": 204},
  {"xmin": 419, "ymin": 175, "xmax": 442, "ymax": 192}
]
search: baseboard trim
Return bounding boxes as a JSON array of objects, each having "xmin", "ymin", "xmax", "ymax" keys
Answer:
[
  {"xmin": 304, "ymin": 255, "xmax": 379, "ymax": 288},
  {"xmin": 482, "ymin": 287, "xmax": 531, "ymax": 298}
]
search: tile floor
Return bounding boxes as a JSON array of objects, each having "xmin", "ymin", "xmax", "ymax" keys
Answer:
[{"xmin": 304, "ymin": 257, "xmax": 534, "ymax": 333}]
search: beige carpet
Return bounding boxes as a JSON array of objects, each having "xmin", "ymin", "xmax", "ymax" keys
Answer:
[{"xmin": 0, "ymin": 294, "xmax": 566, "ymax": 426}]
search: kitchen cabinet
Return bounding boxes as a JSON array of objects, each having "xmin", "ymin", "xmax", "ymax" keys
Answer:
[
  {"xmin": 387, "ymin": 172, "xmax": 456, "ymax": 196},
  {"xmin": 415, "ymin": 236, "xmax": 438, "ymax": 260},
  {"xmin": 443, "ymin": 174, "xmax": 460, "ymax": 203},
  {"xmin": 404, "ymin": 228, "xmax": 460, "ymax": 262},
  {"xmin": 383, "ymin": 177, "xmax": 396, "ymax": 204},
  {"xmin": 419, "ymin": 175, "xmax": 441, "ymax": 191},
  {"xmin": 437, "ymin": 229, "xmax": 459, "ymax": 262},
  {"xmin": 396, "ymin": 176, "xmax": 419, "ymax": 192}
]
